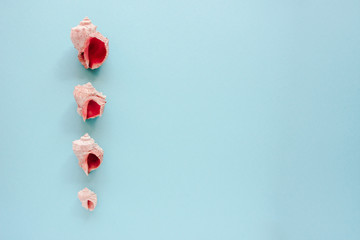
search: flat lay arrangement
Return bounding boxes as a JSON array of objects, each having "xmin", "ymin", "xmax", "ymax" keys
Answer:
[
  {"xmin": 70, "ymin": 17, "xmax": 108, "ymax": 211},
  {"xmin": 1, "ymin": 2, "xmax": 359, "ymax": 239}
]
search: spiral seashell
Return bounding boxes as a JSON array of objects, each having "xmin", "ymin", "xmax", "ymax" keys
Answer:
[
  {"xmin": 78, "ymin": 187, "xmax": 97, "ymax": 211},
  {"xmin": 70, "ymin": 17, "xmax": 97, "ymax": 52},
  {"xmin": 70, "ymin": 17, "xmax": 109, "ymax": 69},
  {"xmin": 73, "ymin": 82, "xmax": 106, "ymax": 121},
  {"xmin": 73, "ymin": 133, "xmax": 104, "ymax": 175}
]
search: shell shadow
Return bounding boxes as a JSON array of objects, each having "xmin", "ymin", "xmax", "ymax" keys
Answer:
[
  {"xmin": 62, "ymin": 103, "xmax": 94, "ymax": 135},
  {"xmin": 81, "ymin": 117, "xmax": 99, "ymax": 135},
  {"xmin": 62, "ymin": 102, "xmax": 102, "ymax": 136},
  {"xmin": 55, "ymin": 48, "xmax": 102, "ymax": 82},
  {"xmin": 73, "ymin": 197, "xmax": 95, "ymax": 220},
  {"xmin": 78, "ymin": 65, "xmax": 102, "ymax": 82},
  {"xmin": 62, "ymin": 155, "xmax": 99, "ymax": 185},
  {"xmin": 84, "ymin": 117, "xmax": 98, "ymax": 128}
]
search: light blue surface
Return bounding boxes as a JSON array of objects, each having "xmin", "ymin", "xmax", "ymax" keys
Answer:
[{"xmin": 0, "ymin": 0, "xmax": 359, "ymax": 239}]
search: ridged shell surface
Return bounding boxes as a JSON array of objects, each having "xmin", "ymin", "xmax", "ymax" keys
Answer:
[
  {"xmin": 73, "ymin": 82, "xmax": 106, "ymax": 121},
  {"xmin": 70, "ymin": 17, "xmax": 97, "ymax": 51},
  {"xmin": 73, "ymin": 133, "xmax": 104, "ymax": 175}
]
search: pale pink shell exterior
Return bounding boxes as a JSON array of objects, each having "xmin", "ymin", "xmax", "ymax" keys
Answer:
[
  {"xmin": 73, "ymin": 82, "xmax": 106, "ymax": 121},
  {"xmin": 71, "ymin": 17, "xmax": 109, "ymax": 69},
  {"xmin": 73, "ymin": 133, "xmax": 104, "ymax": 175},
  {"xmin": 78, "ymin": 187, "xmax": 97, "ymax": 211},
  {"xmin": 70, "ymin": 17, "xmax": 97, "ymax": 51},
  {"xmin": 78, "ymin": 31, "xmax": 109, "ymax": 69}
]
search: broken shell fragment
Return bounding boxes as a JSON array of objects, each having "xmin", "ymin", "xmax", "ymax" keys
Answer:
[
  {"xmin": 70, "ymin": 17, "xmax": 109, "ymax": 69},
  {"xmin": 78, "ymin": 188, "xmax": 97, "ymax": 211},
  {"xmin": 73, "ymin": 133, "xmax": 104, "ymax": 175},
  {"xmin": 73, "ymin": 82, "xmax": 106, "ymax": 121}
]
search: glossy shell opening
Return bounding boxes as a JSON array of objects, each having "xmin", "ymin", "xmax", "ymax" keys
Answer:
[
  {"xmin": 87, "ymin": 37, "xmax": 107, "ymax": 69},
  {"xmin": 86, "ymin": 100, "xmax": 101, "ymax": 119},
  {"xmin": 87, "ymin": 200, "xmax": 95, "ymax": 211},
  {"xmin": 87, "ymin": 153, "xmax": 101, "ymax": 174}
]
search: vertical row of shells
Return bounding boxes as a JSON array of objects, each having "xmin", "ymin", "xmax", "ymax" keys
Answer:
[{"xmin": 70, "ymin": 17, "xmax": 110, "ymax": 211}]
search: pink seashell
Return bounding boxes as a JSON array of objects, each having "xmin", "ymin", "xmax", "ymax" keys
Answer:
[
  {"xmin": 78, "ymin": 187, "xmax": 97, "ymax": 211},
  {"xmin": 70, "ymin": 17, "xmax": 97, "ymax": 52},
  {"xmin": 73, "ymin": 133, "xmax": 104, "ymax": 175},
  {"xmin": 73, "ymin": 82, "xmax": 106, "ymax": 121},
  {"xmin": 70, "ymin": 17, "xmax": 109, "ymax": 69},
  {"xmin": 78, "ymin": 32, "xmax": 109, "ymax": 70}
]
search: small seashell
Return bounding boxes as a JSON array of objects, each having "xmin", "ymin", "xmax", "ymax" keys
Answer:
[
  {"xmin": 70, "ymin": 17, "xmax": 109, "ymax": 69},
  {"xmin": 73, "ymin": 133, "xmax": 104, "ymax": 175},
  {"xmin": 73, "ymin": 82, "xmax": 106, "ymax": 121},
  {"xmin": 78, "ymin": 187, "xmax": 97, "ymax": 211},
  {"xmin": 78, "ymin": 32, "xmax": 109, "ymax": 70},
  {"xmin": 70, "ymin": 17, "xmax": 97, "ymax": 52}
]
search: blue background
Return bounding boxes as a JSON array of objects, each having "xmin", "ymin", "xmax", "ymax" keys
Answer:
[{"xmin": 1, "ymin": 0, "xmax": 359, "ymax": 239}]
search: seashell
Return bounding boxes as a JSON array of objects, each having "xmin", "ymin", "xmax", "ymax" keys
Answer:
[
  {"xmin": 78, "ymin": 187, "xmax": 97, "ymax": 211},
  {"xmin": 70, "ymin": 17, "xmax": 97, "ymax": 52},
  {"xmin": 73, "ymin": 133, "xmax": 104, "ymax": 175},
  {"xmin": 73, "ymin": 82, "xmax": 106, "ymax": 121},
  {"xmin": 78, "ymin": 32, "xmax": 109, "ymax": 70},
  {"xmin": 70, "ymin": 17, "xmax": 109, "ymax": 69}
]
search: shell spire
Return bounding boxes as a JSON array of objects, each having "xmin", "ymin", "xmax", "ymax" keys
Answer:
[
  {"xmin": 70, "ymin": 17, "xmax": 97, "ymax": 51},
  {"xmin": 80, "ymin": 17, "xmax": 92, "ymax": 26}
]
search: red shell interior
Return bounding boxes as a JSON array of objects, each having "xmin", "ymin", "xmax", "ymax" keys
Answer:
[
  {"xmin": 86, "ymin": 100, "xmax": 101, "ymax": 119},
  {"xmin": 87, "ymin": 200, "xmax": 95, "ymax": 210},
  {"xmin": 87, "ymin": 153, "xmax": 101, "ymax": 174},
  {"xmin": 87, "ymin": 37, "xmax": 107, "ymax": 69}
]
